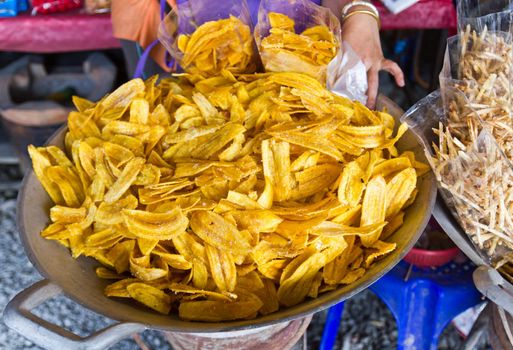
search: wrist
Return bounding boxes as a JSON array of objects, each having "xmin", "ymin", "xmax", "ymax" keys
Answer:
[
  {"xmin": 341, "ymin": 1, "xmax": 381, "ymax": 30},
  {"xmin": 341, "ymin": 0, "xmax": 379, "ymax": 16}
]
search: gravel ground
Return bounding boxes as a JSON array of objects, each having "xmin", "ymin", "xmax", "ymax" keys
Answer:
[{"xmin": 0, "ymin": 164, "xmax": 483, "ymax": 350}]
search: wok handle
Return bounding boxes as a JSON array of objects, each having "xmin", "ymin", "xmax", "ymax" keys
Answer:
[
  {"xmin": 3, "ymin": 279, "xmax": 146, "ymax": 350},
  {"xmin": 473, "ymin": 266, "xmax": 513, "ymax": 316}
]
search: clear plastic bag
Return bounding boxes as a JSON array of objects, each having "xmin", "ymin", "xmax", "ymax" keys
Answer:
[
  {"xmin": 31, "ymin": 0, "xmax": 82, "ymax": 14},
  {"xmin": 158, "ymin": 0, "xmax": 257, "ymax": 75},
  {"xmin": 402, "ymin": 88, "xmax": 513, "ymax": 264},
  {"xmin": 457, "ymin": 0, "xmax": 513, "ymax": 33},
  {"xmin": 326, "ymin": 41, "xmax": 368, "ymax": 104},
  {"xmin": 406, "ymin": 0, "xmax": 513, "ymax": 263},
  {"xmin": 442, "ymin": 0, "xmax": 513, "ymax": 122},
  {"xmin": 254, "ymin": 0, "xmax": 341, "ymax": 83}
]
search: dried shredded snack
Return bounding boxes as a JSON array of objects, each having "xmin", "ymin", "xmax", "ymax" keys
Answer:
[
  {"xmin": 430, "ymin": 25, "xmax": 513, "ymax": 259},
  {"xmin": 258, "ymin": 12, "xmax": 338, "ymax": 82},
  {"xmin": 30, "ymin": 71, "xmax": 424, "ymax": 321}
]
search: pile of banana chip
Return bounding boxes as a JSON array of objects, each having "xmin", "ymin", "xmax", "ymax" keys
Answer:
[
  {"xmin": 176, "ymin": 16, "xmax": 256, "ymax": 76},
  {"xmin": 29, "ymin": 71, "xmax": 428, "ymax": 322},
  {"xmin": 259, "ymin": 12, "xmax": 338, "ymax": 82}
]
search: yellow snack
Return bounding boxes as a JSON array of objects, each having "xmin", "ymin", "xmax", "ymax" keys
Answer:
[
  {"xmin": 29, "ymin": 71, "xmax": 426, "ymax": 322},
  {"xmin": 177, "ymin": 16, "xmax": 255, "ymax": 76},
  {"xmin": 127, "ymin": 283, "xmax": 172, "ymax": 314},
  {"xmin": 259, "ymin": 12, "xmax": 338, "ymax": 82}
]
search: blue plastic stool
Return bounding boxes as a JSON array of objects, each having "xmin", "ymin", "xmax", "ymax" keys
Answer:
[
  {"xmin": 319, "ymin": 302, "xmax": 345, "ymax": 350},
  {"xmin": 320, "ymin": 260, "xmax": 483, "ymax": 350}
]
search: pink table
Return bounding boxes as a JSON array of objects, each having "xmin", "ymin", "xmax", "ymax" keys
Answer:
[
  {"xmin": 0, "ymin": 13, "xmax": 120, "ymax": 53},
  {"xmin": 376, "ymin": 0, "xmax": 457, "ymax": 31},
  {"xmin": 0, "ymin": 1, "xmax": 456, "ymax": 53}
]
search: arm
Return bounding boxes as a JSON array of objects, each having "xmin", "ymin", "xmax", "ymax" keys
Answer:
[{"xmin": 322, "ymin": 0, "xmax": 404, "ymax": 108}]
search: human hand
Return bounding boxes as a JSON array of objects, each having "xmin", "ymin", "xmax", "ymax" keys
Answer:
[{"xmin": 341, "ymin": 13, "xmax": 405, "ymax": 108}]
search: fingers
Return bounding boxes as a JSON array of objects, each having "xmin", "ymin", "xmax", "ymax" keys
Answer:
[
  {"xmin": 366, "ymin": 68, "xmax": 379, "ymax": 109},
  {"xmin": 382, "ymin": 59, "xmax": 405, "ymax": 87},
  {"xmin": 366, "ymin": 59, "xmax": 404, "ymax": 108}
]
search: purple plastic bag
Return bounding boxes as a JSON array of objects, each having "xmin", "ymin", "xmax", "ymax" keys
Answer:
[{"xmin": 159, "ymin": 0, "xmax": 258, "ymax": 75}]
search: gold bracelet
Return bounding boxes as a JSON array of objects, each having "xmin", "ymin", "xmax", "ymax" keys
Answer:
[{"xmin": 342, "ymin": 9, "xmax": 381, "ymax": 29}]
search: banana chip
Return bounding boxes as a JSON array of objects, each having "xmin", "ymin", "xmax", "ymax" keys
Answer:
[
  {"xmin": 364, "ymin": 240, "xmax": 397, "ymax": 267},
  {"xmin": 360, "ymin": 176, "xmax": 387, "ymax": 247},
  {"xmin": 206, "ymin": 244, "xmax": 237, "ymax": 292},
  {"xmin": 177, "ymin": 16, "xmax": 256, "ymax": 76},
  {"xmin": 31, "ymin": 70, "xmax": 427, "ymax": 322},
  {"xmin": 385, "ymin": 168, "xmax": 417, "ymax": 218},
  {"xmin": 278, "ymin": 248, "xmax": 326, "ymax": 306},
  {"xmin": 259, "ymin": 13, "xmax": 338, "ymax": 82},
  {"xmin": 337, "ymin": 161, "xmax": 365, "ymax": 207},
  {"xmin": 50, "ymin": 206, "xmax": 86, "ymax": 224},
  {"xmin": 104, "ymin": 157, "xmax": 145, "ymax": 203},
  {"xmin": 123, "ymin": 207, "xmax": 188, "ymax": 240},
  {"xmin": 178, "ymin": 288, "xmax": 263, "ymax": 322},
  {"xmin": 190, "ymin": 211, "xmax": 252, "ymax": 255},
  {"xmin": 127, "ymin": 283, "xmax": 172, "ymax": 314}
]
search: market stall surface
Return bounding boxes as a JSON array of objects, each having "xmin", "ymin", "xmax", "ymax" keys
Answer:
[{"xmin": 0, "ymin": 164, "xmax": 467, "ymax": 349}]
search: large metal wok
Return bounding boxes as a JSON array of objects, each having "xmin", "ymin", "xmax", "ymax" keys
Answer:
[{"xmin": 3, "ymin": 96, "xmax": 436, "ymax": 350}]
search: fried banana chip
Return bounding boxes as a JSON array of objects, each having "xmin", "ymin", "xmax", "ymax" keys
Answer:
[
  {"xmin": 230, "ymin": 210, "xmax": 283, "ymax": 233},
  {"xmin": 238, "ymin": 272, "xmax": 279, "ymax": 315},
  {"xmin": 95, "ymin": 267, "xmax": 124, "ymax": 280},
  {"xmin": 104, "ymin": 157, "xmax": 145, "ymax": 203},
  {"xmin": 337, "ymin": 161, "xmax": 365, "ymax": 206},
  {"xmin": 50, "ymin": 206, "xmax": 86, "ymax": 224},
  {"xmin": 360, "ymin": 176, "xmax": 387, "ymax": 247},
  {"xmin": 107, "ymin": 240, "xmax": 136, "ymax": 274},
  {"xmin": 178, "ymin": 289, "xmax": 263, "ymax": 322},
  {"xmin": 385, "ymin": 168, "xmax": 417, "ymax": 218},
  {"xmin": 364, "ymin": 240, "xmax": 397, "ymax": 267},
  {"xmin": 86, "ymin": 228, "xmax": 123, "ymax": 250},
  {"xmin": 338, "ymin": 268, "xmax": 366, "ymax": 284},
  {"xmin": 206, "ymin": 244, "xmax": 237, "ymax": 292},
  {"xmin": 268, "ymin": 12, "xmax": 295, "ymax": 31},
  {"xmin": 177, "ymin": 16, "xmax": 256, "ymax": 76},
  {"xmin": 95, "ymin": 195, "xmax": 138, "ymax": 225},
  {"xmin": 102, "ymin": 79, "xmax": 145, "ymax": 110},
  {"xmin": 169, "ymin": 283, "xmax": 235, "ymax": 301},
  {"xmin": 130, "ymin": 253, "xmax": 168, "ymax": 281},
  {"xmin": 277, "ymin": 248, "xmax": 327, "ymax": 307},
  {"xmin": 190, "ymin": 211, "xmax": 252, "ymax": 255},
  {"xmin": 371, "ymin": 157, "xmax": 411, "ymax": 178},
  {"xmin": 127, "ymin": 283, "xmax": 172, "ymax": 314},
  {"xmin": 137, "ymin": 238, "xmax": 159, "ymax": 256},
  {"xmin": 123, "ymin": 207, "xmax": 188, "ymax": 240},
  {"xmin": 324, "ymin": 236, "xmax": 355, "ymax": 284},
  {"xmin": 381, "ymin": 211, "xmax": 405, "ymax": 240},
  {"xmin": 261, "ymin": 139, "xmax": 295, "ymax": 202},
  {"xmin": 290, "ymin": 164, "xmax": 341, "ymax": 200}
]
